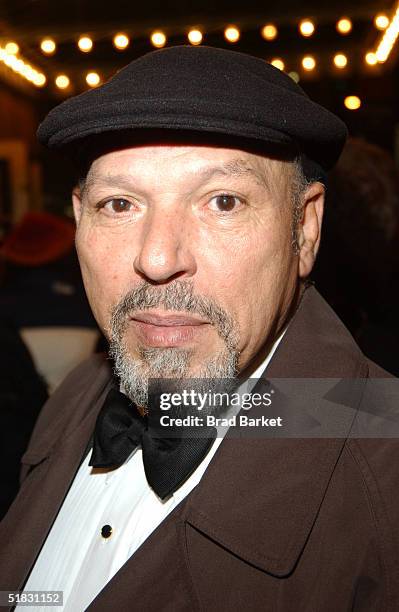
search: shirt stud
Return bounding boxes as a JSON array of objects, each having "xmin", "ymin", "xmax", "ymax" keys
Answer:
[{"xmin": 101, "ymin": 524, "xmax": 113, "ymax": 539}]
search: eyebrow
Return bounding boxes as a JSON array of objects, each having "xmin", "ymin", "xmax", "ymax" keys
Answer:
[{"xmin": 81, "ymin": 157, "xmax": 268, "ymax": 196}]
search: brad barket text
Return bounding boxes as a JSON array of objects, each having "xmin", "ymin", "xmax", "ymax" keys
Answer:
[{"xmin": 159, "ymin": 415, "xmax": 283, "ymax": 428}]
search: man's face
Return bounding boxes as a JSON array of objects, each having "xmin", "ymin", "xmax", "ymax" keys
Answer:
[{"xmin": 73, "ymin": 144, "xmax": 315, "ymax": 401}]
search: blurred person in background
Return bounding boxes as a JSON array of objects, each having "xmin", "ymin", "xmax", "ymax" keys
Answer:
[
  {"xmin": 313, "ymin": 138, "xmax": 399, "ymax": 375},
  {"xmin": 0, "ymin": 211, "xmax": 100, "ymax": 391}
]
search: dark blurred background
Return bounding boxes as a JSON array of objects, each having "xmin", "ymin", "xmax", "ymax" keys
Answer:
[{"xmin": 0, "ymin": 0, "xmax": 398, "ymax": 517}]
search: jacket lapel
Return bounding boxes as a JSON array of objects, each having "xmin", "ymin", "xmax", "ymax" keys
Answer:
[
  {"xmin": 181, "ymin": 286, "xmax": 369, "ymax": 576},
  {"xmin": 87, "ymin": 504, "xmax": 201, "ymax": 611}
]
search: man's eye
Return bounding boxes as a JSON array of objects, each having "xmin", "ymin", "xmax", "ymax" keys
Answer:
[
  {"xmin": 103, "ymin": 198, "xmax": 133, "ymax": 213},
  {"xmin": 209, "ymin": 194, "xmax": 242, "ymax": 212}
]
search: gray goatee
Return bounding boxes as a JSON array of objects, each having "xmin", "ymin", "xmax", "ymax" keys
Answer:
[{"xmin": 108, "ymin": 280, "xmax": 240, "ymax": 410}]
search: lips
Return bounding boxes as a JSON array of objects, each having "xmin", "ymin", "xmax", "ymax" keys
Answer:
[
  {"xmin": 131, "ymin": 312, "xmax": 207, "ymax": 326},
  {"xmin": 129, "ymin": 312, "xmax": 209, "ymax": 347}
]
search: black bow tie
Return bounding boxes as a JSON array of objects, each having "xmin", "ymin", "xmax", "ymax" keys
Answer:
[{"xmin": 89, "ymin": 387, "xmax": 216, "ymax": 499}]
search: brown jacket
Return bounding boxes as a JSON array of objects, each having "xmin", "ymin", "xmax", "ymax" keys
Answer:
[{"xmin": 1, "ymin": 287, "xmax": 399, "ymax": 611}]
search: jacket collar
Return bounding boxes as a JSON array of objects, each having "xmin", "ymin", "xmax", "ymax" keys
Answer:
[{"xmin": 183, "ymin": 286, "xmax": 369, "ymax": 576}]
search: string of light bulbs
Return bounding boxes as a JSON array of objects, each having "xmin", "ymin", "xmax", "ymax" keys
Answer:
[
  {"xmin": 374, "ymin": 2, "xmax": 399, "ymax": 62},
  {"xmin": 0, "ymin": 9, "xmax": 395, "ymax": 105},
  {"xmin": 32, "ymin": 12, "xmax": 393, "ymax": 59},
  {"xmin": 0, "ymin": 42, "xmax": 46, "ymax": 87}
]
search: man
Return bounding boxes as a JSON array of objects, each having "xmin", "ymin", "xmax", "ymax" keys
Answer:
[{"xmin": 1, "ymin": 46, "xmax": 398, "ymax": 611}]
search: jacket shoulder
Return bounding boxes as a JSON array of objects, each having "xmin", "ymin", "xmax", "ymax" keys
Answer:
[
  {"xmin": 23, "ymin": 353, "xmax": 112, "ymax": 465},
  {"xmin": 366, "ymin": 358, "xmax": 395, "ymax": 378}
]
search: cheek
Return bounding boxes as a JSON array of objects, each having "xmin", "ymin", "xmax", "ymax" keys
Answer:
[
  {"xmin": 204, "ymin": 216, "xmax": 294, "ymax": 307},
  {"xmin": 199, "ymin": 213, "xmax": 296, "ymax": 356},
  {"xmin": 75, "ymin": 225, "xmax": 130, "ymax": 329},
  {"xmin": 247, "ymin": 227, "xmax": 295, "ymax": 309}
]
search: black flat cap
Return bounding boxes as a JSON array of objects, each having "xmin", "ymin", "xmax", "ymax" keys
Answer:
[{"xmin": 37, "ymin": 45, "xmax": 347, "ymax": 171}]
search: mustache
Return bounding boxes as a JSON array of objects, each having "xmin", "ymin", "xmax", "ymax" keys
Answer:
[{"xmin": 109, "ymin": 280, "xmax": 239, "ymax": 350}]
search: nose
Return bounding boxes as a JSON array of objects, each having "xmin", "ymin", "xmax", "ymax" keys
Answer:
[{"xmin": 133, "ymin": 206, "xmax": 196, "ymax": 283}]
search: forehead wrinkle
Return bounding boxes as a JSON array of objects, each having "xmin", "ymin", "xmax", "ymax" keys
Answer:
[
  {"xmin": 197, "ymin": 157, "xmax": 269, "ymax": 189},
  {"xmin": 82, "ymin": 171, "xmax": 139, "ymax": 195},
  {"xmin": 80, "ymin": 153, "xmax": 277, "ymax": 199}
]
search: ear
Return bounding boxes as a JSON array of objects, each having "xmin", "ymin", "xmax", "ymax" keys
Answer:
[
  {"xmin": 72, "ymin": 187, "xmax": 83, "ymax": 225},
  {"xmin": 297, "ymin": 181, "xmax": 325, "ymax": 279}
]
